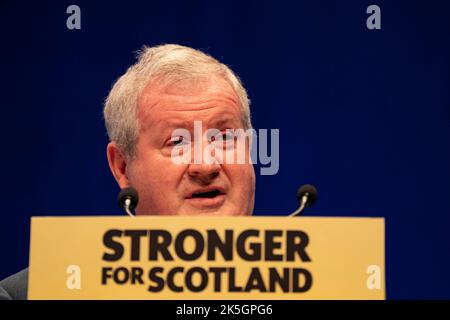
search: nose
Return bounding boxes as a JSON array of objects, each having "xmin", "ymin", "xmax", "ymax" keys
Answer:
[
  {"xmin": 186, "ymin": 132, "xmax": 223, "ymax": 183},
  {"xmin": 187, "ymin": 160, "xmax": 221, "ymax": 184}
]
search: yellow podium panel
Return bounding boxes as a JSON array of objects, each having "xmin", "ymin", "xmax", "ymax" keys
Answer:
[{"xmin": 28, "ymin": 216, "xmax": 385, "ymax": 299}]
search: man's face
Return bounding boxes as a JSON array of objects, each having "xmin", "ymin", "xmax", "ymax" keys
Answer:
[{"xmin": 110, "ymin": 76, "xmax": 255, "ymax": 216}]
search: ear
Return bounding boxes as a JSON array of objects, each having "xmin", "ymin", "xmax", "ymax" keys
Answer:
[{"xmin": 107, "ymin": 142, "xmax": 131, "ymax": 188}]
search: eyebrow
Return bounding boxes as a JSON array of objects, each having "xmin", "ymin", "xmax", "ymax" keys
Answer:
[
  {"xmin": 158, "ymin": 120, "xmax": 195, "ymax": 130},
  {"xmin": 210, "ymin": 117, "xmax": 242, "ymax": 128}
]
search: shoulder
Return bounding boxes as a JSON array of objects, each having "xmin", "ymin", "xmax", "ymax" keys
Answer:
[{"xmin": 0, "ymin": 268, "xmax": 28, "ymax": 300}]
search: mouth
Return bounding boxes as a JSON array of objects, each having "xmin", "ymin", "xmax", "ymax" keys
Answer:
[{"xmin": 185, "ymin": 187, "xmax": 226, "ymax": 207}]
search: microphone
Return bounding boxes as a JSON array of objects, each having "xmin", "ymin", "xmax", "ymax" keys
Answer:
[
  {"xmin": 118, "ymin": 187, "xmax": 139, "ymax": 217},
  {"xmin": 289, "ymin": 184, "xmax": 318, "ymax": 217}
]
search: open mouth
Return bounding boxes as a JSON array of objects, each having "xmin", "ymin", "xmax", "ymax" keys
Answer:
[
  {"xmin": 185, "ymin": 187, "xmax": 226, "ymax": 208},
  {"xmin": 186, "ymin": 187, "xmax": 226, "ymax": 200},
  {"xmin": 191, "ymin": 189, "xmax": 222, "ymax": 199}
]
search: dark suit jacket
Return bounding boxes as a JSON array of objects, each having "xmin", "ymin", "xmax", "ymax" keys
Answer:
[{"xmin": 0, "ymin": 269, "xmax": 28, "ymax": 300}]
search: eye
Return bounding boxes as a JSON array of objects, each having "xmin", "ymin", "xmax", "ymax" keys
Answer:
[
  {"xmin": 210, "ymin": 131, "xmax": 234, "ymax": 142},
  {"xmin": 221, "ymin": 131, "xmax": 234, "ymax": 141},
  {"xmin": 209, "ymin": 131, "xmax": 236, "ymax": 148},
  {"xmin": 168, "ymin": 136, "xmax": 187, "ymax": 147}
]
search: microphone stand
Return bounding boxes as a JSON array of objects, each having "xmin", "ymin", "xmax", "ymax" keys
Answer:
[{"xmin": 289, "ymin": 192, "xmax": 310, "ymax": 217}]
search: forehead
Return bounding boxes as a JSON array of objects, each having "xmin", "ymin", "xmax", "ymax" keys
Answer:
[{"xmin": 137, "ymin": 76, "xmax": 243, "ymax": 131}]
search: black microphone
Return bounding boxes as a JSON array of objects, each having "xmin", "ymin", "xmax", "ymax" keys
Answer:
[
  {"xmin": 289, "ymin": 184, "xmax": 318, "ymax": 217},
  {"xmin": 118, "ymin": 187, "xmax": 139, "ymax": 217}
]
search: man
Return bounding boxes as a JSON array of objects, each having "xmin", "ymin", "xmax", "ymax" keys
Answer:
[{"xmin": 0, "ymin": 44, "xmax": 256, "ymax": 299}]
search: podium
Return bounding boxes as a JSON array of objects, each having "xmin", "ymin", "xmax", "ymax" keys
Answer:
[{"xmin": 28, "ymin": 216, "xmax": 385, "ymax": 299}]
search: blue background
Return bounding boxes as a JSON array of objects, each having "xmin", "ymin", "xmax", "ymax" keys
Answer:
[{"xmin": 1, "ymin": 0, "xmax": 449, "ymax": 299}]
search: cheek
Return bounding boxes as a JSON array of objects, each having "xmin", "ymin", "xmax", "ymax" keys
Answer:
[
  {"xmin": 128, "ymin": 155, "xmax": 186, "ymax": 190},
  {"xmin": 225, "ymin": 163, "xmax": 255, "ymax": 192}
]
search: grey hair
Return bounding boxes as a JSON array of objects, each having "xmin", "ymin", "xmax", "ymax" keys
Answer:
[{"xmin": 103, "ymin": 44, "xmax": 252, "ymax": 159}]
